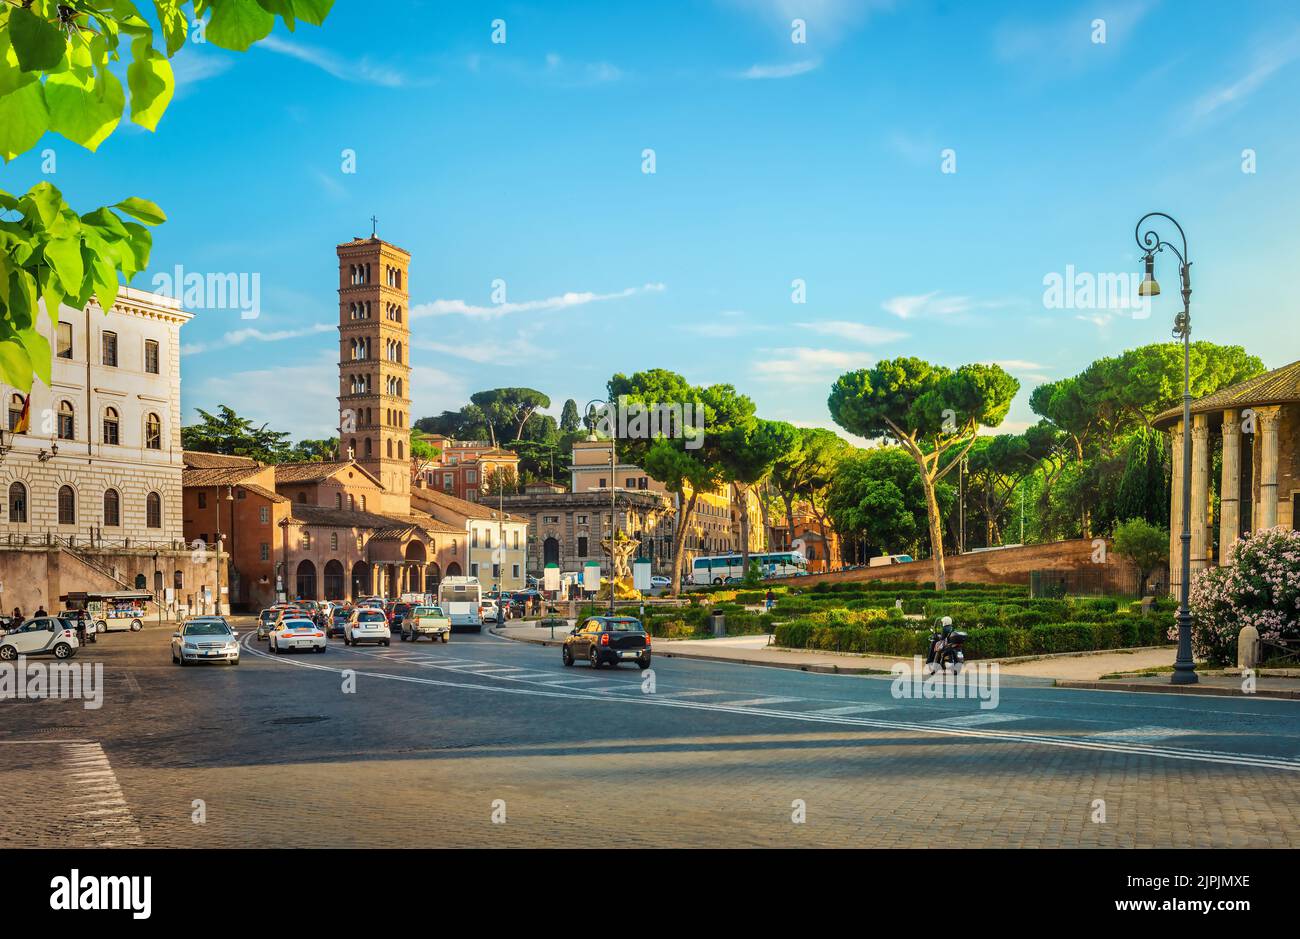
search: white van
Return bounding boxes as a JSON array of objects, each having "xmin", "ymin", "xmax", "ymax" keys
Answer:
[{"xmin": 869, "ymin": 554, "xmax": 915, "ymax": 568}]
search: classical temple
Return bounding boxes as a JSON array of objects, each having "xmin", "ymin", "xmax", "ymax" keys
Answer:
[{"xmin": 1155, "ymin": 359, "xmax": 1300, "ymax": 595}]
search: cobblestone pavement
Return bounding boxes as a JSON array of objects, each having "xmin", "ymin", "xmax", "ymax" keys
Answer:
[{"xmin": 3, "ymin": 620, "xmax": 1298, "ymax": 848}]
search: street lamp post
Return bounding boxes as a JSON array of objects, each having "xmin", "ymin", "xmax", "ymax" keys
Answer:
[
  {"xmin": 1134, "ymin": 211, "xmax": 1198, "ymax": 685},
  {"xmin": 586, "ymin": 399, "xmax": 618, "ymax": 615}
]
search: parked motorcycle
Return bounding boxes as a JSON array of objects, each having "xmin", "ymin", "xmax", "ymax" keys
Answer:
[{"xmin": 925, "ymin": 616, "xmax": 966, "ymax": 674}]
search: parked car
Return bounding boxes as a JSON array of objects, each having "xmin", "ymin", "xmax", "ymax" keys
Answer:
[
  {"xmin": 0, "ymin": 616, "xmax": 80, "ymax": 660},
  {"xmin": 402, "ymin": 605, "xmax": 451, "ymax": 643},
  {"xmin": 562, "ymin": 616, "xmax": 651, "ymax": 670},
  {"xmin": 650, "ymin": 575, "xmax": 671, "ymax": 589},
  {"xmin": 171, "ymin": 618, "xmax": 240, "ymax": 666},
  {"xmin": 269, "ymin": 617, "xmax": 327, "ymax": 654},
  {"xmin": 344, "ymin": 607, "xmax": 391, "ymax": 646}
]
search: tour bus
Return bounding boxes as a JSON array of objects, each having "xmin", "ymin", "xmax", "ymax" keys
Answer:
[
  {"xmin": 437, "ymin": 576, "xmax": 483, "ymax": 632},
  {"xmin": 689, "ymin": 551, "xmax": 807, "ymax": 585}
]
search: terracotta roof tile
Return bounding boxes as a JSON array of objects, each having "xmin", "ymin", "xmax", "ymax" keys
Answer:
[{"xmin": 1154, "ymin": 359, "xmax": 1300, "ymax": 427}]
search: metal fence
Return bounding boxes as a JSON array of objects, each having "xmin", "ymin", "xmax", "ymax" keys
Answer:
[{"xmin": 1029, "ymin": 567, "xmax": 1146, "ymax": 599}]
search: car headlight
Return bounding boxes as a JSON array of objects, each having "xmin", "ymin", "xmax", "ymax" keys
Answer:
[{"xmin": 183, "ymin": 641, "xmax": 198, "ymax": 649}]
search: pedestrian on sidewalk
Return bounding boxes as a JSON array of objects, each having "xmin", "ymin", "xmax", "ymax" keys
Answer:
[
  {"xmin": 34, "ymin": 604, "xmax": 47, "ymax": 618},
  {"xmin": 764, "ymin": 589, "xmax": 775, "ymax": 611}
]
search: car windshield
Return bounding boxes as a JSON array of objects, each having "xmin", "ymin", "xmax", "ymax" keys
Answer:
[
  {"xmin": 358, "ymin": 612, "xmax": 385, "ymax": 621},
  {"xmin": 283, "ymin": 620, "xmax": 313, "ymax": 629},
  {"xmin": 185, "ymin": 623, "xmax": 230, "ymax": 636},
  {"xmin": 606, "ymin": 620, "xmax": 644, "ymax": 631}
]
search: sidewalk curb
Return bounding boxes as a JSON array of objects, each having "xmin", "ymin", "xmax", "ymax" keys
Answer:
[{"xmin": 1054, "ymin": 679, "xmax": 1300, "ymax": 700}]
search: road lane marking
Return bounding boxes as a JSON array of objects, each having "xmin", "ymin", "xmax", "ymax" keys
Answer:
[
  {"xmin": 243, "ymin": 636, "xmax": 1300, "ymax": 772},
  {"xmin": 810, "ymin": 704, "xmax": 890, "ymax": 715},
  {"xmin": 1091, "ymin": 725, "xmax": 1195, "ymax": 743},
  {"xmin": 930, "ymin": 713, "xmax": 1026, "ymax": 727},
  {"xmin": 60, "ymin": 742, "xmax": 141, "ymax": 847},
  {"xmin": 724, "ymin": 696, "xmax": 801, "ymax": 708},
  {"xmin": 657, "ymin": 689, "xmax": 732, "ymax": 698}
]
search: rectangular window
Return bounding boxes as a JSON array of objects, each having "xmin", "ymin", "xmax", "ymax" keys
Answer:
[
  {"xmin": 577, "ymin": 515, "xmax": 587, "ymax": 525},
  {"xmin": 144, "ymin": 339, "xmax": 160, "ymax": 374},
  {"xmin": 598, "ymin": 478, "xmax": 606, "ymax": 488},
  {"xmin": 260, "ymin": 543, "xmax": 270, "ymax": 561},
  {"xmin": 512, "ymin": 564, "xmax": 520, "ymax": 579},
  {"xmin": 443, "ymin": 473, "xmax": 454, "ymax": 490},
  {"xmin": 259, "ymin": 506, "xmax": 269, "ymax": 524},
  {"xmin": 578, "ymin": 536, "xmax": 588, "ymax": 557},
  {"xmin": 102, "ymin": 331, "xmax": 118, "ymax": 367},
  {"xmin": 492, "ymin": 563, "xmax": 500, "ymax": 579},
  {"xmin": 197, "ymin": 492, "xmax": 207, "ymax": 509},
  {"xmin": 57, "ymin": 322, "xmax": 73, "ymax": 359},
  {"xmin": 470, "ymin": 562, "xmax": 479, "ymax": 577},
  {"xmin": 331, "ymin": 532, "xmax": 339, "ymax": 551},
  {"xmin": 512, "ymin": 530, "xmax": 519, "ymax": 549},
  {"xmin": 466, "ymin": 470, "xmax": 477, "ymax": 484}
]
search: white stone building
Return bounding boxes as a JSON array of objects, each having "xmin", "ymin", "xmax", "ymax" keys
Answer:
[{"xmin": 0, "ymin": 287, "xmax": 216, "ymax": 615}]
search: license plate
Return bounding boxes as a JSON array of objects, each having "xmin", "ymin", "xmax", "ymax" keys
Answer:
[{"xmin": 621, "ymin": 651, "xmax": 638, "ymax": 658}]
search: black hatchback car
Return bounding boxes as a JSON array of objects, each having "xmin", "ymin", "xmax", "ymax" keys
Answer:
[{"xmin": 562, "ymin": 616, "xmax": 651, "ymax": 669}]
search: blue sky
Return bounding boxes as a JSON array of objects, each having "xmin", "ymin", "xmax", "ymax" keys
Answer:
[{"xmin": 5, "ymin": 0, "xmax": 1300, "ymax": 442}]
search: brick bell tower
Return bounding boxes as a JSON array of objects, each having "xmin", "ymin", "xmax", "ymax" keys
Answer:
[{"xmin": 337, "ymin": 228, "xmax": 412, "ymax": 514}]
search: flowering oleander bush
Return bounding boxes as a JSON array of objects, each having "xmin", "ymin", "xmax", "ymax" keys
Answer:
[{"xmin": 1189, "ymin": 527, "xmax": 1300, "ymax": 664}]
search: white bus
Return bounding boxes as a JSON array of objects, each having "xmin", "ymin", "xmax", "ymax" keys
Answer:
[
  {"xmin": 690, "ymin": 551, "xmax": 807, "ymax": 586},
  {"xmin": 437, "ymin": 576, "xmax": 483, "ymax": 632}
]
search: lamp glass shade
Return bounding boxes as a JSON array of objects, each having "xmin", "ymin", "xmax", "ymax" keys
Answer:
[{"xmin": 1138, "ymin": 254, "xmax": 1160, "ymax": 297}]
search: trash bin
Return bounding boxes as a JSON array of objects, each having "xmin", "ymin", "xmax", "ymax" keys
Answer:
[{"xmin": 710, "ymin": 609, "xmax": 726, "ymax": 637}]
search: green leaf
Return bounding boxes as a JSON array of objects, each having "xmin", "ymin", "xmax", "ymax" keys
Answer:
[
  {"xmin": 127, "ymin": 42, "xmax": 174, "ymax": 130},
  {"xmin": 206, "ymin": 0, "xmax": 276, "ymax": 52},
  {"xmin": 290, "ymin": 0, "xmax": 334, "ymax": 27},
  {"xmin": 0, "ymin": 21, "xmax": 41, "ymax": 97},
  {"xmin": 46, "ymin": 68, "xmax": 124, "ymax": 151},
  {"xmin": 153, "ymin": 1, "xmax": 190, "ymax": 57},
  {"xmin": 42, "ymin": 235, "xmax": 85, "ymax": 294},
  {"xmin": 87, "ymin": 248, "xmax": 119, "ymax": 312},
  {"xmin": 16, "ymin": 326, "xmax": 51, "ymax": 387},
  {"xmin": 119, "ymin": 221, "xmax": 153, "ymax": 276},
  {"xmin": 0, "ymin": 81, "xmax": 50, "ymax": 162},
  {"xmin": 9, "ymin": 7, "xmax": 68, "ymax": 73},
  {"xmin": 0, "ymin": 340, "xmax": 34, "ymax": 394},
  {"xmin": 7, "ymin": 265, "xmax": 39, "ymax": 329},
  {"xmin": 20, "ymin": 181, "xmax": 64, "ymax": 227},
  {"xmin": 112, "ymin": 196, "xmax": 167, "ymax": 225}
]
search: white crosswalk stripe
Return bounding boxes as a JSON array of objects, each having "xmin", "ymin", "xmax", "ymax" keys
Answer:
[
  {"xmin": 722, "ymin": 696, "xmax": 801, "ymax": 708},
  {"xmin": 1090, "ymin": 725, "xmax": 1194, "ymax": 743},
  {"xmin": 929, "ymin": 712, "xmax": 1025, "ymax": 727},
  {"xmin": 810, "ymin": 703, "xmax": 890, "ymax": 715}
]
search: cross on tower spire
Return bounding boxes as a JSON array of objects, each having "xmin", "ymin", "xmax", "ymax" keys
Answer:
[{"xmin": 370, "ymin": 215, "xmax": 378, "ymax": 238}]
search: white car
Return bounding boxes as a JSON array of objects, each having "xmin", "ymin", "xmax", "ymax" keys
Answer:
[
  {"xmin": 650, "ymin": 576, "xmax": 671, "ymax": 589},
  {"xmin": 269, "ymin": 617, "xmax": 327, "ymax": 654},
  {"xmin": 344, "ymin": 608, "xmax": 391, "ymax": 646},
  {"xmin": 478, "ymin": 600, "xmax": 501, "ymax": 625},
  {"xmin": 171, "ymin": 618, "xmax": 240, "ymax": 666},
  {"xmin": 0, "ymin": 616, "xmax": 79, "ymax": 660}
]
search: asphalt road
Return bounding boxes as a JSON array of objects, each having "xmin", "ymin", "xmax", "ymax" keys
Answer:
[{"xmin": 4, "ymin": 619, "xmax": 1299, "ymax": 848}]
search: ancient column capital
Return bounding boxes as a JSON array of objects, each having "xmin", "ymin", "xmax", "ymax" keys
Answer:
[
  {"xmin": 1221, "ymin": 408, "xmax": 1240, "ymax": 438},
  {"xmin": 1256, "ymin": 404, "xmax": 1283, "ymax": 431},
  {"xmin": 1191, "ymin": 413, "xmax": 1209, "ymax": 440}
]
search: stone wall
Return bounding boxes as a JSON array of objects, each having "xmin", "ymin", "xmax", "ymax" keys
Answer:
[
  {"xmin": 795, "ymin": 539, "xmax": 1140, "ymax": 590},
  {"xmin": 0, "ymin": 545, "xmax": 220, "ymax": 618}
]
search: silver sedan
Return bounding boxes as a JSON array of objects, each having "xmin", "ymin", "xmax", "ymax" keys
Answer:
[{"xmin": 171, "ymin": 619, "xmax": 240, "ymax": 666}]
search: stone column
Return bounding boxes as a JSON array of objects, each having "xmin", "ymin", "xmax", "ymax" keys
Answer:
[
  {"xmin": 1256, "ymin": 406, "xmax": 1282, "ymax": 530},
  {"xmin": 1168, "ymin": 421, "xmax": 1184, "ymax": 597},
  {"xmin": 1219, "ymin": 409, "xmax": 1240, "ymax": 564},
  {"xmin": 1190, "ymin": 413, "xmax": 1210, "ymax": 574}
]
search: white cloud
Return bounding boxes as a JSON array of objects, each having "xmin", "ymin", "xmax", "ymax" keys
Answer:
[
  {"xmin": 723, "ymin": 0, "xmax": 897, "ymax": 43},
  {"xmin": 181, "ymin": 322, "xmax": 334, "ymax": 356},
  {"xmin": 413, "ymin": 325, "xmax": 551, "ymax": 365},
  {"xmin": 409, "ymin": 365, "xmax": 470, "ymax": 420},
  {"xmin": 191, "ymin": 352, "xmax": 339, "ymax": 439},
  {"xmin": 411, "ymin": 283, "xmax": 665, "ymax": 321},
  {"xmin": 994, "ymin": 2, "xmax": 1154, "ymax": 72},
  {"xmin": 881, "ymin": 291, "xmax": 977, "ymax": 319},
  {"xmin": 738, "ymin": 59, "xmax": 821, "ymax": 79},
  {"xmin": 1190, "ymin": 31, "xmax": 1300, "ymax": 121},
  {"xmin": 171, "ymin": 49, "xmax": 234, "ymax": 94},
  {"xmin": 797, "ymin": 320, "xmax": 907, "ymax": 344},
  {"xmin": 753, "ymin": 347, "xmax": 867, "ymax": 384},
  {"xmin": 258, "ymin": 35, "xmax": 407, "ymax": 87}
]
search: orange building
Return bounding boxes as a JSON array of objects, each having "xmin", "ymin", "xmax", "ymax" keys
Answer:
[{"xmin": 413, "ymin": 435, "xmax": 520, "ymax": 503}]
